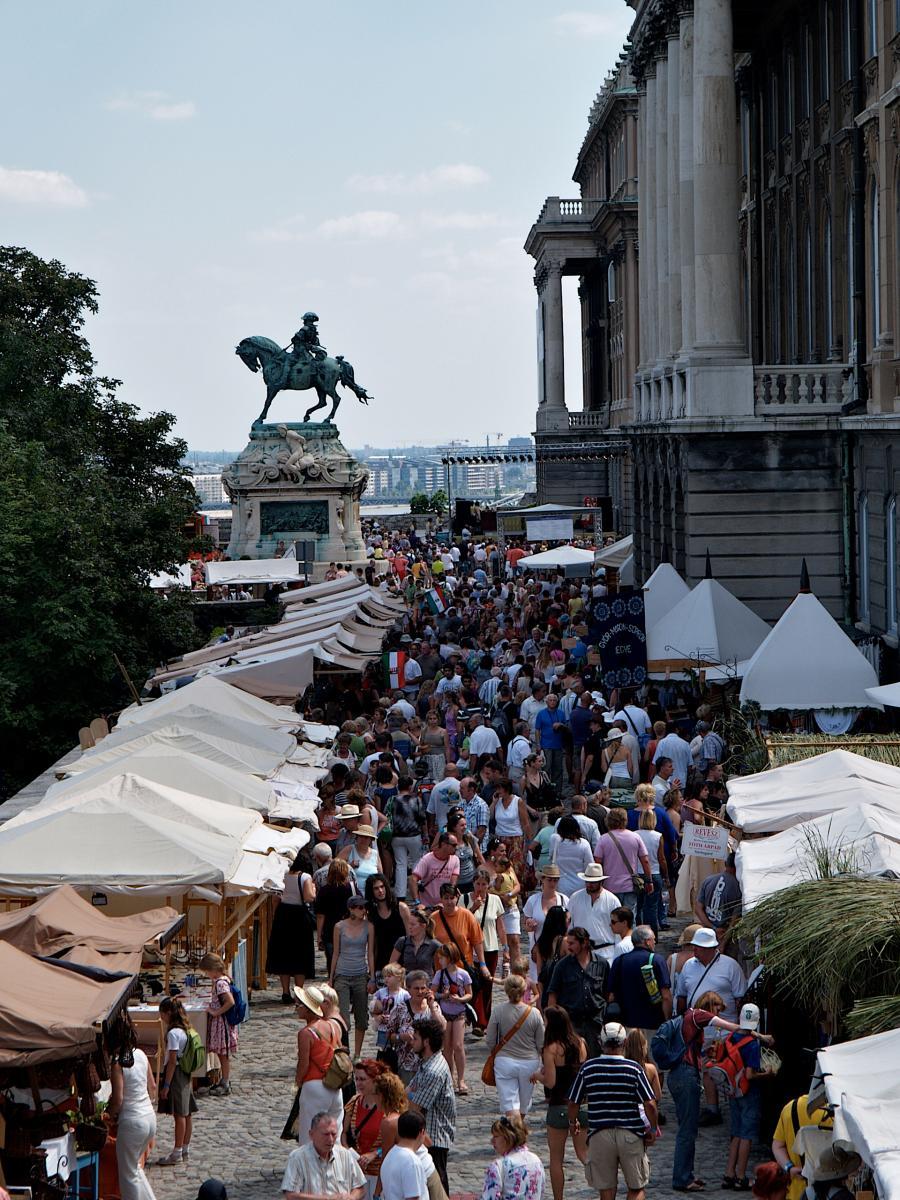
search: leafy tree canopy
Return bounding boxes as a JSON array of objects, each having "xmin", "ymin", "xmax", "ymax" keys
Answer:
[{"xmin": 0, "ymin": 247, "xmax": 202, "ymax": 798}]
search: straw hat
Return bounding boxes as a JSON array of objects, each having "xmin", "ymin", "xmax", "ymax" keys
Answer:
[
  {"xmin": 354, "ymin": 824, "xmax": 377, "ymax": 839},
  {"xmin": 576, "ymin": 863, "xmax": 608, "ymax": 882},
  {"xmin": 336, "ymin": 804, "xmax": 362, "ymax": 820},
  {"xmin": 677, "ymin": 923, "xmax": 702, "ymax": 946},
  {"xmin": 292, "ymin": 984, "xmax": 324, "ymax": 1016},
  {"xmin": 539, "ymin": 863, "xmax": 561, "ymax": 879},
  {"xmin": 606, "ymin": 729, "xmax": 624, "ymax": 741}
]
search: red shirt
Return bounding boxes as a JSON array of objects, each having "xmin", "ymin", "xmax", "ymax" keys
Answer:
[{"xmin": 682, "ymin": 1007, "xmax": 715, "ymax": 1068}]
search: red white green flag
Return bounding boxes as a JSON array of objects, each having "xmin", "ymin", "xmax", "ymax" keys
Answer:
[
  {"xmin": 424, "ymin": 585, "xmax": 447, "ymax": 614},
  {"xmin": 384, "ymin": 650, "xmax": 407, "ymax": 689}
]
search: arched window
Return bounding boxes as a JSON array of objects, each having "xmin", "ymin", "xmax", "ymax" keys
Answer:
[
  {"xmin": 870, "ymin": 180, "xmax": 881, "ymax": 348},
  {"xmin": 887, "ymin": 497, "xmax": 897, "ymax": 635},
  {"xmin": 607, "ymin": 261, "xmax": 616, "ymax": 304},
  {"xmin": 859, "ymin": 492, "xmax": 870, "ymax": 623},
  {"xmin": 846, "ymin": 199, "xmax": 856, "ymax": 355}
]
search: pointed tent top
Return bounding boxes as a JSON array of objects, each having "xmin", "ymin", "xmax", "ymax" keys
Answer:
[
  {"xmin": 660, "ymin": 540, "xmax": 670, "ymax": 565},
  {"xmin": 800, "ymin": 559, "xmax": 811, "ymax": 593},
  {"xmin": 704, "ymin": 549, "xmax": 713, "ymax": 579}
]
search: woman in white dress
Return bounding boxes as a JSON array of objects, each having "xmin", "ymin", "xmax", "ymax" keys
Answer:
[
  {"xmin": 107, "ymin": 1016, "xmax": 157, "ymax": 1200},
  {"xmin": 547, "ymin": 817, "xmax": 593, "ymax": 900},
  {"xmin": 521, "ymin": 865, "xmax": 569, "ymax": 981}
]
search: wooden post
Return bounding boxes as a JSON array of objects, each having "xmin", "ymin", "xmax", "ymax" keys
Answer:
[{"xmin": 112, "ymin": 652, "xmax": 142, "ymax": 707}]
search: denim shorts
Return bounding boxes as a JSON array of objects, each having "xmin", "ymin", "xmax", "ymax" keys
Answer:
[
  {"xmin": 730, "ymin": 1089, "xmax": 761, "ymax": 1140},
  {"xmin": 546, "ymin": 1103, "xmax": 588, "ymax": 1130}
]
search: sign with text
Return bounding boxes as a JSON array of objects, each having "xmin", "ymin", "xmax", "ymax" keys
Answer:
[
  {"xmin": 681, "ymin": 821, "xmax": 730, "ymax": 860},
  {"xmin": 590, "ymin": 591, "xmax": 647, "ymax": 691},
  {"xmin": 525, "ymin": 517, "xmax": 574, "ymax": 541}
]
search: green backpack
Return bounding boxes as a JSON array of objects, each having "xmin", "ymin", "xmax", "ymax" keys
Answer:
[{"xmin": 178, "ymin": 1028, "xmax": 206, "ymax": 1076}]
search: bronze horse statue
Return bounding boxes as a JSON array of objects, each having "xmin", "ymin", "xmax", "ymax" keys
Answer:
[{"xmin": 235, "ymin": 336, "xmax": 372, "ymax": 423}]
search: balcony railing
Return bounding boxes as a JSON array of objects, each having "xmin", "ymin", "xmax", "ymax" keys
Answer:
[
  {"xmin": 533, "ymin": 196, "xmax": 603, "ymax": 226},
  {"xmin": 568, "ymin": 410, "xmax": 607, "ymax": 429},
  {"xmin": 753, "ymin": 365, "xmax": 851, "ymax": 414}
]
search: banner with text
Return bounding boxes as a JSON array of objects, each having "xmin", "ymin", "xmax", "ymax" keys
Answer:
[
  {"xmin": 590, "ymin": 591, "xmax": 648, "ymax": 692},
  {"xmin": 681, "ymin": 821, "xmax": 730, "ymax": 860}
]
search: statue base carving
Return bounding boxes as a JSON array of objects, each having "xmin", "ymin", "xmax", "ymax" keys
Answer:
[{"xmin": 222, "ymin": 421, "xmax": 369, "ymax": 578}]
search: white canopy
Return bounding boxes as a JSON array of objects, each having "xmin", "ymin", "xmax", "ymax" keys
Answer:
[
  {"xmin": 619, "ymin": 554, "xmax": 634, "ymax": 586},
  {"xmin": 45, "ymin": 747, "xmax": 276, "ymax": 815},
  {"xmin": 866, "ymin": 682, "xmax": 900, "ymax": 707},
  {"xmin": 642, "ymin": 563, "xmax": 691, "ymax": 630},
  {"xmin": 727, "ymin": 749, "xmax": 900, "ymax": 803},
  {"xmin": 118, "ymin": 676, "xmax": 301, "ymax": 730},
  {"xmin": 727, "ymin": 776, "xmax": 900, "ymax": 834},
  {"xmin": 214, "ymin": 647, "xmax": 315, "ymax": 701},
  {"xmin": 64, "ymin": 721, "xmax": 290, "ymax": 779},
  {"xmin": 206, "ymin": 559, "xmax": 299, "ymax": 585},
  {"xmin": 90, "ymin": 706, "xmax": 296, "ymax": 760},
  {"xmin": 517, "ymin": 546, "xmax": 595, "ymax": 570},
  {"xmin": 740, "ymin": 591, "xmax": 881, "ymax": 711},
  {"xmin": 809, "ymin": 1028, "xmax": 900, "ymax": 1200},
  {"xmin": 736, "ymin": 804, "xmax": 900, "ymax": 907},
  {"xmin": 594, "ymin": 534, "xmax": 633, "ymax": 569},
  {"xmin": 647, "ymin": 577, "xmax": 771, "ymax": 666}
]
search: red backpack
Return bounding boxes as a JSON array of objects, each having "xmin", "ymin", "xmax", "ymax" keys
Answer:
[{"xmin": 707, "ymin": 1034, "xmax": 755, "ymax": 1098}]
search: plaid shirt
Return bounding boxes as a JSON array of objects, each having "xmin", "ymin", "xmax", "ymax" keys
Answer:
[
  {"xmin": 408, "ymin": 1052, "xmax": 457, "ymax": 1149},
  {"xmin": 463, "ymin": 795, "xmax": 491, "ymax": 849}
]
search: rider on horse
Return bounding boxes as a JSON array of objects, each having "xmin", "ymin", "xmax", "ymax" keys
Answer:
[{"xmin": 291, "ymin": 312, "xmax": 327, "ymax": 364}]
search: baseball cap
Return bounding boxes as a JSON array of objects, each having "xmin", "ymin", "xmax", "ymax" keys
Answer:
[
  {"xmin": 739, "ymin": 1002, "xmax": 761, "ymax": 1030},
  {"xmin": 600, "ymin": 1022, "xmax": 627, "ymax": 1045}
]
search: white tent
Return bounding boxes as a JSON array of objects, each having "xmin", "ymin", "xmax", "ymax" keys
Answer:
[
  {"xmin": 206, "ymin": 559, "xmax": 299, "ymax": 585},
  {"xmin": 517, "ymin": 546, "xmax": 595, "ymax": 571},
  {"xmin": 44, "ymin": 747, "xmax": 276, "ymax": 815},
  {"xmin": 118, "ymin": 676, "xmax": 301, "ymax": 730},
  {"xmin": 642, "ymin": 563, "xmax": 691, "ymax": 630},
  {"xmin": 736, "ymin": 804, "xmax": 900, "ymax": 906},
  {"xmin": 619, "ymin": 555, "xmax": 635, "ymax": 586},
  {"xmin": 808, "ymin": 1028, "xmax": 900, "ymax": 1200},
  {"xmin": 88, "ymin": 706, "xmax": 297, "ymax": 762},
  {"xmin": 646, "ymin": 577, "xmax": 771, "ymax": 666},
  {"xmin": 594, "ymin": 534, "xmax": 633, "ymax": 570},
  {"xmin": 727, "ymin": 777, "xmax": 900, "ymax": 834},
  {"xmin": 63, "ymin": 722, "xmax": 289, "ymax": 779},
  {"xmin": 148, "ymin": 564, "xmax": 193, "ymax": 589},
  {"xmin": 727, "ymin": 749, "xmax": 900, "ymax": 804},
  {"xmin": 740, "ymin": 591, "xmax": 881, "ymax": 711},
  {"xmin": 866, "ymin": 682, "xmax": 900, "ymax": 707},
  {"xmin": 214, "ymin": 647, "xmax": 315, "ymax": 701}
]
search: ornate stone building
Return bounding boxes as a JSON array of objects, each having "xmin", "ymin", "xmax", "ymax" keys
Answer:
[{"xmin": 524, "ymin": 55, "xmax": 639, "ymax": 524}]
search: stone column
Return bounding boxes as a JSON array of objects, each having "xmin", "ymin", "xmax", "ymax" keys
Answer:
[
  {"xmin": 655, "ymin": 51, "xmax": 670, "ymax": 360},
  {"xmin": 624, "ymin": 231, "xmax": 640, "ymax": 400},
  {"xmin": 692, "ymin": 0, "xmax": 743, "ymax": 351},
  {"xmin": 678, "ymin": 6, "xmax": 695, "ymax": 354},
  {"xmin": 637, "ymin": 87, "xmax": 647, "ymax": 368},
  {"xmin": 667, "ymin": 30, "xmax": 682, "ymax": 356},
  {"xmin": 537, "ymin": 261, "xmax": 568, "ymax": 431},
  {"xmin": 643, "ymin": 66, "xmax": 658, "ymax": 366}
]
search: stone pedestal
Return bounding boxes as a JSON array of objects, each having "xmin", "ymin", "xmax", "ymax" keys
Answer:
[{"xmin": 223, "ymin": 421, "xmax": 369, "ymax": 577}]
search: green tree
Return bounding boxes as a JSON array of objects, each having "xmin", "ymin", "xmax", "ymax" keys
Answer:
[
  {"xmin": 428, "ymin": 489, "xmax": 449, "ymax": 515},
  {"xmin": 409, "ymin": 493, "xmax": 430, "ymax": 514},
  {"xmin": 0, "ymin": 247, "xmax": 202, "ymax": 798}
]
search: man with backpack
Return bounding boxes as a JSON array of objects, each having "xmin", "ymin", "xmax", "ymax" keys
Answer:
[
  {"xmin": 719, "ymin": 1004, "xmax": 777, "ymax": 1190},
  {"xmin": 607, "ymin": 925, "xmax": 672, "ymax": 1041}
]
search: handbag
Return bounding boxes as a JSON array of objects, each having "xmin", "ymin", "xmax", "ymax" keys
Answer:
[
  {"xmin": 481, "ymin": 1004, "xmax": 533, "ymax": 1086},
  {"xmin": 607, "ymin": 830, "xmax": 646, "ymax": 895}
]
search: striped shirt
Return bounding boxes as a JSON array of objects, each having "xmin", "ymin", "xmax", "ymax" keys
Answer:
[{"xmin": 568, "ymin": 1054, "xmax": 654, "ymax": 1135}]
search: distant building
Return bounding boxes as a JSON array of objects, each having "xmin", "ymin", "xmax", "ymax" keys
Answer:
[{"xmin": 191, "ymin": 472, "xmax": 228, "ymax": 507}]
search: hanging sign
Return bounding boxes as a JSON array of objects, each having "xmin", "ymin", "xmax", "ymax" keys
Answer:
[
  {"xmin": 681, "ymin": 821, "xmax": 730, "ymax": 860},
  {"xmin": 590, "ymin": 591, "xmax": 647, "ymax": 691}
]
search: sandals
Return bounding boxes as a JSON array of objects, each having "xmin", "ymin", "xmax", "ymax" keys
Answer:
[
  {"xmin": 674, "ymin": 1181, "xmax": 706, "ymax": 1192},
  {"xmin": 456, "ymin": 1084, "xmax": 469, "ymax": 1095},
  {"xmin": 157, "ymin": 1150, "xmax": 183, "ymax": 1167}
]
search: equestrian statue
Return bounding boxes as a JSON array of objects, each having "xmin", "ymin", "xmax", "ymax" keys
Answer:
[{"xmin": 235, "ymin": 311, "xmax": 373, "ymax": 424}]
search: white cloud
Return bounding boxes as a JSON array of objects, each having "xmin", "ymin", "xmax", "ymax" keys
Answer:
[
  {"xmin": 347, "ymin": 163, "xmax": 489, "ymax": 195},
  {"xmin": 554, "ymin": 10, "xmax": 632, "ymax": 38},
  {"xmin": 107, "ymin": 91, "xmax": 197, "ymax": 120},
  {"xmin": 249, "ymin": 214, "xmax": 306, "ymax": 243},
  {"xmin": 421, "ymin": 211, "xmax": 502, "ymax": 231},
  {"xmin": 317, "ymin": 210, "xmax": 404, "ymax": 239},
  {"xmin": 0, "ymin": 166, "xmax": 88, "ymax": 207}
]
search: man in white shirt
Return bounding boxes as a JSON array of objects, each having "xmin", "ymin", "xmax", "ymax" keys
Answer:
[
  {"xmin": 556, "ymin": 794, "xmax": 601, "ymax": 854},
  {"xmin": 652, "ymin": 757, "xmax": 674, "ymax": 801},
  {"xmin": 380, "ymin": 1111, "xmax": 429, "ymax": 1200},
  {"xmin": 566, "ymin": 863, "xmax": 621, "ymax": 964},
  {"xmin": 401, "ymin": 649, "xmax": 423, "ymax": 699},
  {"xmin": 467, "ymin": 713, "xmax": 501, "ymax": 761},
  {"xmin": 652, "ymin": 726, "xmax": 692, "ymax": 788},
  {"xmin": 281, "ymin": 1114, "xmax": 366, "ymax": 1200},
  {"xmin": 615, "ymin": 702, "xmax": 652, "ymax": 738},
  {"xmin": 426, "ymin": 766, "xmax": 461, "ymax": 836},
  {"xmin": 520, "ymin": 683, "xmax": 548, "ymax": 732},
  {"xmin": 389, "ymin": 692, "xmax": 416, "ymax": 722}
]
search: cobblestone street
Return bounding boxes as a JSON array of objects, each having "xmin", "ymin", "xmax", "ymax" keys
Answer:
[{"xmin": 147, "ymin": 934, "xmax": 739, "ymax": 1200}]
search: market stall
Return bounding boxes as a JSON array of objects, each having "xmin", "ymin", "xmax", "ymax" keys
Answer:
[{"xmin": 646, "ymin": 576, "xmax": 770, "ymax": 673}]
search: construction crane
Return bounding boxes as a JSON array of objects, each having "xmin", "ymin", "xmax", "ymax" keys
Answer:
[{"xmin": 485, "ymin": 432, "xmax": 504, "ymax": 450}]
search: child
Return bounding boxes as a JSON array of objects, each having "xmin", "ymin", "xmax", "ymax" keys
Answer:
[
  {"xmin": 198, "ymin": 952, "xmax": 237, "ymax": 1097},
  {"xmin": 431, "ymin": 943, "xmax": 473, "ymax": 1095},
  {"xmin": 490, "ymin": 853, "xmax": 522, "ymax": 974},
  {"xmin": 157, "ymin": 997, "xmax": 198, "ymax": 1164},
  {"xmin": 372, "ymin": 963, "xmax": 410, "ymax": 1048},
  {"xmin": 511, "ymin": 959, "xmax": 540, "ymax": 1007},
  {"xmin": 722, "ymin": 1004, "xmax": 776, "ymax": 1189},
  {"xmin": 624, "ymin": 1028, "xmax": 661, "ymax": 1139}
]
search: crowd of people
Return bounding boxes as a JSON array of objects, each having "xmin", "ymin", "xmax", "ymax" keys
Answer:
[{"xmin": 118, "ymin": 521, "xmax": 835, "ymax": 1200}]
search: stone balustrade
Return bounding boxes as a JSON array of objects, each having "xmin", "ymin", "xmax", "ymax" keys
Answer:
[
  {"xmin": 533, "ymin": 196, "xmax": 603, "ymax": 225},
  {"xmin": 753, "ymin": 365, "xmax": 852, "ymax": 414},
  {"xmin": 568, "ymin": 410, "xmax": 607, "ymax": 429}
]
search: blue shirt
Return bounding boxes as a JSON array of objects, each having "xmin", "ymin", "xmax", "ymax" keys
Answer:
[
  {"xmin": 652, "ymin": 733, "xmax": 692, "ymax": 787},
  {"xmin": 535, "ymin": 707, "xmax": 565, "ymax": 751},
  {"xmin": 608, "ymin": 947, "xmax": 671, "ymax": 1030},
  {"xmin": 569, "ymin": 705, "xmax": 594, "ymax": 749}
]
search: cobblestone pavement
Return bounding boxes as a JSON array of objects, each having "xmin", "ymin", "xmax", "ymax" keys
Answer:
[{"xmin": 147, "ymin": 931, "xmax": 742, "ymax": 1200}]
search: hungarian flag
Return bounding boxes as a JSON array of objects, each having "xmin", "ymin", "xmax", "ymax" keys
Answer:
[
  {"xmin": 384, "ymin": 650, "xmax": 407, "ymax": 689},
  {"xmin": 424, "ymin": 585, "xmax": 448, "ymax": 614}
]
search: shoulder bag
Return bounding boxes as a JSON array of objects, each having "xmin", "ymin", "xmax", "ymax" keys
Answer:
[
  {"xmin": 607, "ymin": 830, "xmax": 646, "ymax": 895},
  {"xmin": 481, "ymin": 1005, "xmax": 533, "ymax": 1086}
]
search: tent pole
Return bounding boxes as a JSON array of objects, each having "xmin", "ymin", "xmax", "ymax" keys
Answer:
[{"xmin": 113, "ymin": 652, "xmax": 143, "ymax": 706}]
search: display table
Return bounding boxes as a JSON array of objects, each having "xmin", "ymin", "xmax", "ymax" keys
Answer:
[
  {"xmin": 69, "ymin": 1150, "xmax": 99, "ymax": 1200},
  {"xmin": 128, "ymin": 998, "xmax": 210, "ymax": 1077}
]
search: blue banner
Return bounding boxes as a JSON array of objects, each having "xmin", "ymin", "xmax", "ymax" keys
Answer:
[{"xmin": 590, "ymin": 590, "xmax": 648, "ymax": 691}]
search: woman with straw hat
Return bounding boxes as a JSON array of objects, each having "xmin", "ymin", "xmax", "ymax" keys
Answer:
[
  {"xmin": 291, "ymin": 985, "xmax": 344, "ymax": 1145},
  {"xmin": 339, "ymin": 824, "xmax": 383, "ymax": 892},
  {"xmin": 522, "ymin": 864, "xmax": 569, "ymax": 981}
]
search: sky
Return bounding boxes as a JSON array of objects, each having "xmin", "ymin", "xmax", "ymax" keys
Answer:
[{"xmin": 2, "ymin": 1, "xmax": 633, "ymax": 451}]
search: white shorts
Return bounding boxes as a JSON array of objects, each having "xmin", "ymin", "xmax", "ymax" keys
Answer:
[
  {"xmin": 493, "ymin": 1055, "xmax": 541, "ymax": 1114},
  {"xmin": 296, "ymin": 1077, "xmax": 343, "ymax": 1145},
  {"xmin": 502, "ymin": 908, "xmax": 521, "ymax": 935}
]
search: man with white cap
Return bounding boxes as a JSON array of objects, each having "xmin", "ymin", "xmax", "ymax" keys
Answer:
[
  {"xmin": 566, "ymin": 863, "xmax": 620, "ymax": 965},
  {"xmin": 567, "ymin": 1021, "xmax": 657, "ymax": 1200},
  {"xmin": 721, "ymin": 1003, "xmax": 777, "ymax": 1190},
  {"xmin": 674, "ymin": 927, "xmax": 747, "ymax": 1127}
]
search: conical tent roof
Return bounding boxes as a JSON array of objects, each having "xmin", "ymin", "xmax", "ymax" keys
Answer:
[
  {"xmin": 739, "ymin": 591, "xmax": 881, "ymax": 710},
  {"xmin": 642, "ymin": 562, "xmax": 691, "ymax": 630},
  {"xmin": 117, "ymin": 675, "xmax": 300, "ymax": 730},
  {"xmin": 46, "ymin": 746, "xmax": 274, "ymax": 813},
  {"xmin": 646, "ymin": 577, "xmax": 771, "ymax": 664}
]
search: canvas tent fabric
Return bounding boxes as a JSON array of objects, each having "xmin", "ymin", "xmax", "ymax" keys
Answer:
[
  {"xmin": 594, "ymin": 535, "xmax": 633, "ymax": 569},
  {"xmin": 727, "ymin": 749, "xmax": 900, "ymax": 804},
  {"xmin": 0, "ymin": 942, "xmax": 135, "ymax": 1066},
  {"xmin": 740, "ymin": 591, "xmax": 881, "ymax": 711},
  {"xmin": 0, "ymin": 884, "xmax": 183, "ymax": 957},
  {"xmin": 215, "ymin": 647, "xmax": 315, "ymax": 700},
  {"xmin": 206, "ymin": 559, "xmax": 299, "ymax": 585},
  {"xmin": 736, "ymin": 804, "xmax": 900, "ymax": 906},
  {"xmin": 59, "ymin": 725, "xmax": 287, "ymax": 780},
  {"xmin": 726, "ymin": 777, "xmax": 900, "ymax": 834},
  {"xmin": 516, "ymin": 546, "xmax": 596, "ymax": 570},
  {"xmin": 866, "ymin": 682, "xmax": 900, "ymax": 707},
  {"xmin": 118, "ymin": 676, "xmax": 301, "ymax": 731},
  {"xmin": 646, "ymin": 577, "xmax": 771, "ymax": 666},
  {"xmin": 642, "ymin": 562, "xmax": 691, "ymax": 630},
  {"xmin": 808, "ymin": 1028, "xmax": 900, "ymax": 1200}
]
